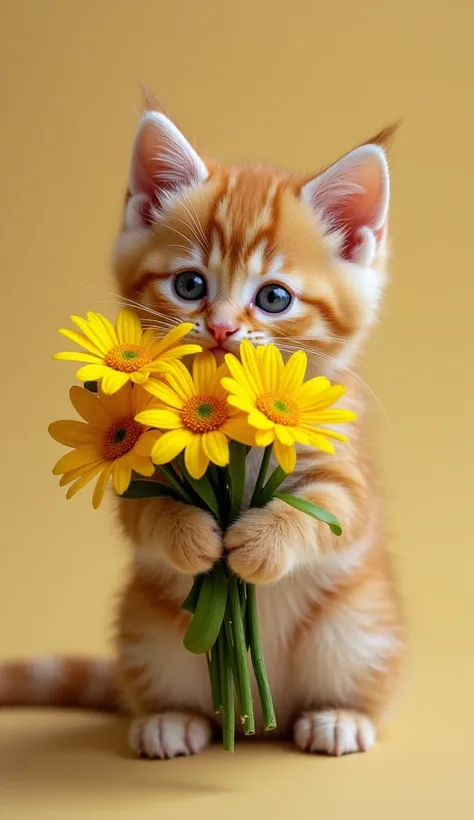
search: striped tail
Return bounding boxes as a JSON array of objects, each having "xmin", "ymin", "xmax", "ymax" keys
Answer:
[{"xmin": 0, "ymin": 656, "xmax": 118, "ymax": 711}]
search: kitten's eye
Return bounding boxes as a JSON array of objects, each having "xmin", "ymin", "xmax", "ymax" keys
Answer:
[
  {"xmin": 255, "ymin": 283, "xmax": 292, "ymax": 314},
  {"xmin": 174, "ymin": 271, "xmax": 207, "ymax": 301}
]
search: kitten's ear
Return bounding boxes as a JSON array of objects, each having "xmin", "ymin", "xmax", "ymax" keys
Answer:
[
  {"xmin": 126, "ymin": 111, "xmax": 208, "ymax": 229},
  {"xmin": 300, "ymin": 144, "xmax": 389, "ymax": 266}
]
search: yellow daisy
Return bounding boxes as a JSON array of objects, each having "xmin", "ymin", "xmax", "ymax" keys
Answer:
[
  {"xmin": 221, "ymin": 341, "xmax": 357, "ymax": 473},
  {"xmin": 53, "ymin": 309, "xmax": 202, "ymax": 394},
  {"xmin": 135, "ymin": 351, "xmax": 256, "ymax": 479},
  {"xmin": 48, "ymin": 382, "xmax": 160, "ymax": 508}
]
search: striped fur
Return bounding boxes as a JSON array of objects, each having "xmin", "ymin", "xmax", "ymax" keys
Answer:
[{"xmin": 0, "ymin": 104, "xmax": 405, "ymax": 757}]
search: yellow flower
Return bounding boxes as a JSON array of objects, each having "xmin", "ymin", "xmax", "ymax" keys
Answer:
[
  {"xmin": 135, "ymin": 351, "xmax": 256, "ymax": 479},
  {"xmin": 48, "ymin": 383, "xmax": 160, "ymax": 508},
  {"xmin": 221, "ymin": 341, "xmax": 356, "ymax": 473},
  {"xmin": 53, "ymin": 309, "xmax": 202, "ymax": 394}
]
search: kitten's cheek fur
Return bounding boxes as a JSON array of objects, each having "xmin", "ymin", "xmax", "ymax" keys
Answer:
[{"xmin": 224, "ymin": 499, "xmax": 311, "ymax": 584}]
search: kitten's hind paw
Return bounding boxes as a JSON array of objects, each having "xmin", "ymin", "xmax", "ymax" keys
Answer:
[
  {"xmin": 129, "ymin": 713, "xmax": 212, "ymax": 759},
  {"xmin": 293, "ymin": 709, "xmax": 376, "ymax": 756}
]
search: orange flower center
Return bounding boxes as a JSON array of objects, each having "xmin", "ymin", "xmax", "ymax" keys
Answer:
[
  {"xmin": 256, "ymin": 392, "xmax": 299, "ymax": 426},
  {"xmin": 102, "ymin": 416, "xmax": 143, "ymax": 460},
  {"xmin": 181, "ymin": 395, "xmax": 229, "ymax": 433},
  {"xmin": 105, "ymin": 343, "xmax": 152, "ymax": 373}
]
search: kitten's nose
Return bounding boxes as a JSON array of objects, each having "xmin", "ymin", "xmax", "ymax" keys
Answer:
[{"xmin": 207, "ymin": 321, "xmax": 239, "ymax": 345}]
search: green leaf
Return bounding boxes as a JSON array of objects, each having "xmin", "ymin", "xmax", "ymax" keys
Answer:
[
  {"xmin": 255, "ymin": 465, "xmax": 288, "ymax": 508},
  {"xmin": 181, "ymin": 575, "xmax": 204, "ymax": 614},
  {"xmin": 120, "ymin": 480, "xmax": 180, "ymax": 500},
  {"xmin": 180, "ymin": 464, "xmax": 220, "ymax": 520},
  {"xmin": 228, "ymin": 442, "xmax": 246, "ymax": 522},
  {"xmin": 275, "ymin": 492, "xmax": 343, "ymax": 535},
  {"xmin": 183, "ymin": 562, "xmax": 228, "ymax": 654}
]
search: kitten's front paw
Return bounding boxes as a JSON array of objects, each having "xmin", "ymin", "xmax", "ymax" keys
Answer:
[
  {"xmin": 130, "ymin": 713, "xmax": 212, "ymax": 759},
  {"xmin": 293, "ymin": 710, "xmax": 376, "ymax": 756},
  {"xmin": 162, "ymin": 501, "xmax": 222, "ymax": 575},
  {"xmin": 224, "ymin": 499, "xmax": 300, "ymax": 584}
]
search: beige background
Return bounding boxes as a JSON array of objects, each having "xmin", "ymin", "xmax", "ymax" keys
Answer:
[{"xmin": 1, "ymin": 0, "xmax": 473, "ymax": 817}]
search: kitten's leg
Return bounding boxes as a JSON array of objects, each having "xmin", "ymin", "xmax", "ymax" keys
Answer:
[
  {"xmin": 290, "ymin": 565, "xmax": 403, "ymax": 756},
  {"xmin": 116, "ymin": 496, "xmax": 221, "ymax": 759}
]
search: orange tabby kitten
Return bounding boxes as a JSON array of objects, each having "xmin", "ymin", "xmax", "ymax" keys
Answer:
[{"xmin": 0, "ymin": 101, "xmax": 404, "ymax": 758}]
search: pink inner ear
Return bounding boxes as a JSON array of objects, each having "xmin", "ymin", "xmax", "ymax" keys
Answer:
[
  {"xmin": 128, "ymin": 112, "xmax": 208, "ymax": 228},
  {"xmin": 301, "ymin": 145, "xmax": 389, "ymax": 262}
]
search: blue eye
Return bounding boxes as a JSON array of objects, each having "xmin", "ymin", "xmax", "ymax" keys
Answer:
[
  {"xmin": 174, "ymin": 271, "xmax": 207, "ymax": 301},
  {"xmin": 255, "ymin": 284, "xmax": 292, "ymax": 314}
]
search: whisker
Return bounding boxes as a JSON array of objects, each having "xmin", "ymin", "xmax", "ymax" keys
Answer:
[{"xmin": 70, "ymin": 283, "xmax": 182, "ymax": 325}]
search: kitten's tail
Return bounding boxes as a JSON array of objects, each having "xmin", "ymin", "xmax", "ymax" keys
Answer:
[{"xmin": 0, "ymin": 656, "xmax": 118, "ymax": 711}]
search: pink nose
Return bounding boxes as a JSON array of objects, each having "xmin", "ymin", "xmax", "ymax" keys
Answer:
[{"xmin": 207, "ymin": 322, "xmax": 239, "ymax": 345}]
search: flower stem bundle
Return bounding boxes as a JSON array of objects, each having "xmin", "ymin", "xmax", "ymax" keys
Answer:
[{"xmin": 48, "ymin": 309, "xmax": 356, "ymax": 750}]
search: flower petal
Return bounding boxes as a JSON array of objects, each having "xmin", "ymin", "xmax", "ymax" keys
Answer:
[
  {"xmin": 263, "ymin": 344, "xmax": 284, "ymax": 392},
  {"xmin": 152, "ymin": 343, "xmax": 202, "ymax": 363},
  {"xmin": 247, "ymin": 410, "xmax": 274, "ymax": 430},
  {"xmin": 92, "ymin": 461, "xmax": 115, "ymax": 508},
  {"xmin": 53, "ymin": 446, "xmax": 100, "ymax": 476},
  {"xmin": 76, "ymin": 364, "xmax": 110, "ymax": 383},
  {"xmin": 184, "ymin": 435, "xmax": 209, "ymax": 479},
  {"xmin": 48, "ymin": 420, "xmax": 97, "ymax": 447},
  {"xmin": 282, "ymin": 350, "xmax": 307, "ymax": 393},
  {"xmin": 128, "ymin": 453, "xmax": 155, "ymax": 476},
  {"xmin": 131, "ymin": 384, "xmax": 154, "ymax": 416},
  {"xmin": 65, "ymin": 462, "xmax": 106, "ymax": 500},
  {"xmin": 226, "ymin": 394, "xmax": 256, "ymax": 414},
  {"xmin": 274, "ymin": 439, "xmax": 296, "ymax": 473},
  {"xmin": 69, "ymin": 385, "xmax": 110, "ymax": 427},
  {"xmin": 221, "ymin": 377, "xmax": 257, "ymax": 405},
  {"xmin": 53, "ymin": 352, "xmax": 103, "ymax": 364},
  {"xmin": 101, "ymin": 370, "xmax": 130, "ymax": 395},
  {"xmin": 221, "ymin": 416, "xmax": 257, "ymax": 446},
  {"xmin": 296, "ymin": 377, "xmax": 333, "ymax": 408},
  {"xmin": 224, "ymin": 353, "xmax": 258, "ymax": 400},
  {"xmin": 59, "ymin": 459, "xmax": 105, "ymax": 486},
  {"xmin": 130, "ymin": 371, "xmax": 149, "ymax": 384},
  {"xmin": 112, "ymin": 458, "xmax": 132, "ymax": 495},
  {"xmin": 274, "ymin": 424, "xmax": 295, "ymax": 446},
  {"xmin": 301, "ymin": 408, "xmax": 357, "ymax": 425},
  {"xmin": 304, "ymin": 430, "xmax": 336, "ymax": 454},
  {"xmin": 136, "ymin": 408, "xmax": 183, "ymax": 430},
  {"xmin": 87, "ymin": 311, "xmax": 118, "ymax": 349},
  {"xmin": 240, "ymin": 340, "xmax": 265, "ymax": 394},
  {"xmin": 116, "ymin": 308, "xmax": 142, "ymax": 345},
  {"xmin": 193, "ymin": 351, "xmax": 217, "ymax": 394},
  {"xmin": 57, "ymin": 328, "xmax": 104, "ymax": 357},
  {"xmin": 289, "ymin": 426, "xmax": 310, "ymax": 445},
  {"xmin": 307, "ymin": 427, "xmax": 349, "ymax": 442},
  {"xmin": 70, "ymin": 315, "xmax": 109, "ymax": 354},
  {"xmin": 151, "ymin": 429, "xmax": 193, "ymax": 464},
  {"xmin": 141, "ymin": 379, "xmax": 184, "ymax": 409},
  {"xmin": 254, "ymin": 428, "xmax": 275, "ymax": 447},
  {"xmin": 162, "ymin": 360, "xmax": 196, "ymax": 401},
  {"xmin": 202, "ymin": 430, "xmax": 229, "ymax": 467},
  {"xmin": 151, "ymin": 323, "xmax": 195, "ymax": 356},
  {"xmin": 134, "ymin": 429, "xmax": 162, "ymax": 456}
]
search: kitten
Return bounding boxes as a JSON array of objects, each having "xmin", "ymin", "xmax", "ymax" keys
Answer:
[{"xmin": 0, "ymin": 100, "xmax": 404, "ymax": 758}]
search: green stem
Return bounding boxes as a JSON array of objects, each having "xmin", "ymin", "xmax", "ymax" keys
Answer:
[
  {"xmin": 159, "ymin": 464, "xmax": 193, "ymax": 505},
  {"xmin": 249, "ymin": 445, "xmax": 273, "ymax": 507},
  {"xmin": 247, "ymin": 584, "xmax": 276, "ymax": 731},
  {"xmin": 228, "ymin": 442, "xmax": 247, "ymax": 523},
  {"xmin": 223, "ymin": 599, "xmax": 241, "ymax": 704},
  {"xmin": 208, "ymin": 642, "xmax": 222, "ymax": 715},
  {"xmin": 218, "ymin": 626, "xmax": 235, "ymax": 752},
  {"xmin": 229, "ymin": 575, "xmax": 255, "ymax": 735},
  {"xmin": 254, "ymin": 466, "xmax": 288, "ymax": 508}
]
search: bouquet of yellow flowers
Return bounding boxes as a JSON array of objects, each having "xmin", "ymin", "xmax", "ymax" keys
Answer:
[{"xmin": 48, "ymin": 309, "xmax": 356, "ymax": 751}]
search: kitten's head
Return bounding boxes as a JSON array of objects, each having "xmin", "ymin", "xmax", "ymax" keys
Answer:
[{"xmin": 113, "ymin": 104, "xmax": 394, "ymax": 375}]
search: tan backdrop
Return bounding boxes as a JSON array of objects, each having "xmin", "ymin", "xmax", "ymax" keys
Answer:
[{"xmin": 1, "ymin": 1, "xmax": 473, "ymax": 818}]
